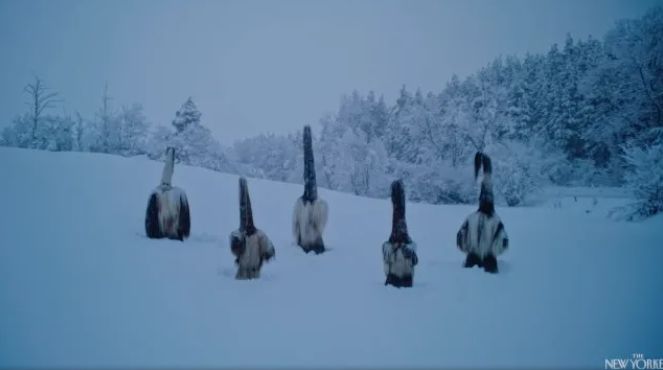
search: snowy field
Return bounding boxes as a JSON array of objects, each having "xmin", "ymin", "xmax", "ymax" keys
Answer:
[{"xmin": 1, "ymin": 147, "xmax": 662, "ymax": 369}]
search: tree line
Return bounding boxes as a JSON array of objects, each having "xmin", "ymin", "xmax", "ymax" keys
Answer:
[{"xmin": 2, "ymin": 6, "xmax": 662, "ymax": 218}]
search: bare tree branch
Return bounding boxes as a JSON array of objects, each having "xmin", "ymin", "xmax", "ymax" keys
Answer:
[{"xmin": 23, "ymin": 76, "xmax": 60, "ymax": 141}]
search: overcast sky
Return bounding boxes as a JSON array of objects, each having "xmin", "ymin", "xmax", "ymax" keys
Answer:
[{"xmin": 0, "ymin": 0, "xmax": 659, "ymax": 144}]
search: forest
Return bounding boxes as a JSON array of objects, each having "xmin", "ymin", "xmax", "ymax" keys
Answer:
[{"xmin": 2, "ymin": 6, "xmax": 662, "ymax": 218}]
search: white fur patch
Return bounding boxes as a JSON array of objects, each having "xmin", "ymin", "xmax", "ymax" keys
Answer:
[
  {"xmin": 153, "ymin": 185, "xmax": 188, "ymax": 237},
  {"xmin": 292, "ymin": 197, "xmax": 328, "ymax": 246}
]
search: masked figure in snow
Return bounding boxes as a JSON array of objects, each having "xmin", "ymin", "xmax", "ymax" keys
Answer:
[
  {"xmin": 292, "ymin": 125, "xmax": 328, "ymax": 254},
  {"xmin": 230, "ymin": 177, "xmax": 275, "ymax": 280},
  {"xmin": 456, "ymin": 152, "xmax": 509, "ymax": 273},
  {"xmin": 382, "ymin": 180, "xmax": 418, "ymax": 288},
  {"xmin": 145, "ymin": 147, "xmax": 191, "ymax": 241}
]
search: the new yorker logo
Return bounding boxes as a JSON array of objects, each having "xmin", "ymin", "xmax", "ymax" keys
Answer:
[{"xmin": 606, "ymin": 354, "xmax": 663, "ymax": 370}]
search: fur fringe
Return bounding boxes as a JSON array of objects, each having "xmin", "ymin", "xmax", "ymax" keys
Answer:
[
  {"xmin": 292, "ymin": 197, "xmax": 328, "ymax": 254},
  {"xmin": 230, "ymin": 229, "xmax": 275, "ymax": 280},
  {"xmin": 382, "ymin": 240, "xmax": 418, "ymax": 287},
  {"xmin": 456, "ymin": 213, "xmax": 508, "ymax": 258},
  {"xmin": 145, "ymin": 186, "xmax": 190, "ymax": 240}
]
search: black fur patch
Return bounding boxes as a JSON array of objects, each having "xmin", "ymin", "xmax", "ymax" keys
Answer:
[
  {"xmin": 301, "ymin": 237, "xmax": 325, "ymax": 254},
  {"xmin": 482, "ymin": 254, "xmax": 498, "ymax": 273},
  {"xmin": 410, "ymin": 249, "xmax": 419, "ymax": 266},
  {"xmin": 178, "ymin": 196, "xmax": 190, "ymax": 240},
  {"xmin": 492, "ymin": 221, "xmax": 504, "ymax": 244},
  {"xmin": 385, "ymin": 273, "xmax": 413, "ymax": 288},
  {"xmin": 464, "ymin": 253, "xmax": 483, "ymax": 268},
  {"xmin": 230, "ymin": 233, "xmax": 245, "ymax": 258},
  {"xmin": 262, "ymin": 247, "xmax": 275, "ymax": 262},
  {"xmin": 145, "ymin": 193, "xmax": 162, "ymax": 239},
  {"xmin": 478, "ymin": 182, "xmax": 495, "ymax": 216},
  {"xmin": 457, "ymin": 220, "xmax": 468, "ymax": 249}
]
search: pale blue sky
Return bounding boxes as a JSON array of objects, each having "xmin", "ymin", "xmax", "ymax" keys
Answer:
[{"xmin": 0, "ymin": 0, "xmax": 659, "ymax": 143}]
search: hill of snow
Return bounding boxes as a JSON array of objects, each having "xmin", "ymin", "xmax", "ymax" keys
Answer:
[{"xmin": 1, "ymin": 147, "xmax": 661, "ymax": 368}]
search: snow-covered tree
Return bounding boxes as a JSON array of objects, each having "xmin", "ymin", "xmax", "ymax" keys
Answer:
[
  {"xmin": 488, "ymin": 140, "xmax": 553, "ymax": 206},
  {"xmin": 234, "ymin": 133, "xmax": 301, "ymax": 182},
  {"xmin": 604, "ymin": 7, "xmax": 663, "ymax": 132},
  {"xmin": 438, "ymin": 75, "xmax": 472, "ymax": 167},
  {"xmin": 172, "ymin": 97, "xmax": 202, "ymax": 133},
  {"xmin": 320, "ymin": 92, "xmax": 391, "ymax": 196},
  {"xmin": 82, "ymin": 85, "xmax": 130, "ymax": 154},
  {"xmin": 622, "ymin": 140, "xmax": 663, "ymax": 219},
  {"xmin": 24, "ymin": 76, "xmax": 60, "ymax": 147},
  {"xmin": 2, "ymin": 114, "xmax": 33, "ymax": 148},
  {"xmin": 147, "ymin": 125, "xmax": 172, "ymax": 157},
  {"xmin": 149, "ymin": 97, "xmax": 234, "ymax": 173},
  {"xmin": 116, "ymin": 104, "xmax": 149, "ymax": 156},
  {"xmin": 2, "ymin": 77, "xmax": 65, "ymax": 150},
  {"xmin": 43, "ymin": 115, "xmax": 75, "ymax": 151}
]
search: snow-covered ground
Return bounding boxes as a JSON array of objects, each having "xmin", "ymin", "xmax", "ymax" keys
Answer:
[{"xmin": 1, "ymin": 147, "xmax": 661, "ymax": 368}]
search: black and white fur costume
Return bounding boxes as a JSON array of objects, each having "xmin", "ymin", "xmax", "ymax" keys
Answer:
[
  {"xmin": 145, "ymin": 147, "xmax": 191, "ymax": 241},
  {"xmin": 292, "ymin": 125, "xmax": 328, "ymax": 254},
  {"xmin": 230, "ymin": 177, "xmax": 275, "ymax": 280},
  {"xmin": 456, "ymin": 152, "xmax": 509, "ymax": 273},
  {"xmin": 382, "ymin": 180, "xmax": 418, "ymax": 288}
]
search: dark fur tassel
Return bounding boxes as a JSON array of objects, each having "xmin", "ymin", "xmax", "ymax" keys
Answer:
[
  {"xmin": 475, "ymin": 152, "xmax": 495, "ymax": 216},
  {"xmin": 474, "ymin": 151, "xmax": 492, "ymax": 179},
  {"xmin": 474, "ymin": 152, "xmax": 483, "ymax": 179},
  {"xmin": 389, "ymin": 180, "xmax": 411, "ymax": 244},
  {"xmin": 239, "ymin": 177, "xmax": 257, "ymax": 236},
  {"xmin": 230, "ymin": 232, "xmax": 245, "ymax": 260},
  {"xmin": 302, "ymin": 125, "xmax": 318, "ymax": 203},
  {"xmin": 483, "ymin": 154, "xmax": 492, "ymax": 176}
]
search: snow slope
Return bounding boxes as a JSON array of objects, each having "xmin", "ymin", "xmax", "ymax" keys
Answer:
[{"xmin": 1, "ymin": 147, "xmax": 661, "ymax": 368}]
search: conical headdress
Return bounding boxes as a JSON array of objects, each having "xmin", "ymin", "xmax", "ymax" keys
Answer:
[
  {"xmin": 389, "ymin": 180, "xmax": 410, "ymax": 244},
  {"xmin": 161, "ymin": 147, "xmax": 175, "ymax": 186},
  {"xmin": 239, "ymin": 177, "xmax": 256, "ymax": 235},
  {"xmin": 302, "ymin": 125, "xmax": 317, "ymax": 202}
]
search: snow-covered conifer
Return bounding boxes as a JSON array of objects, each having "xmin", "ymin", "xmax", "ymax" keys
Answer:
[
  {"xmin": 172, "ymin": 97, "xmax": 201, "ymax": 133},
  {"xmin": 622, "ymin": 141, "xmax": 663, "ymax": 219}
]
